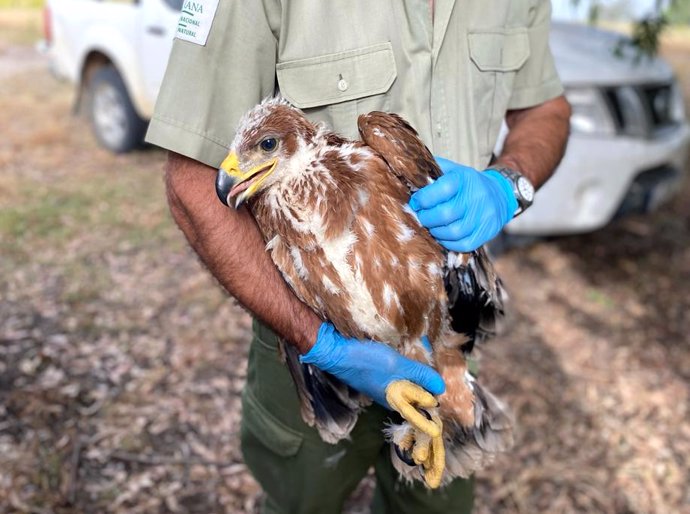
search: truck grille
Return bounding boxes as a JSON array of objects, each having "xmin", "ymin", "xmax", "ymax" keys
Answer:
[
  {"xmin": 603, "ymin": 83, "xmax": 678, "ymax": 138},
  {"xmin": 642, "ymin": 85, "xmax": 675, "ymax": 127}
]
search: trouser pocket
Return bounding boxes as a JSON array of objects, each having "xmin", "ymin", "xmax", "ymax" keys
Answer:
[
  {"xmin": 241, "ymin": 322, "xmax": 385, "ymax": 514},
  {"xmin": 242, "ymin": 388, "xmax": 304, "ymax": 458}
]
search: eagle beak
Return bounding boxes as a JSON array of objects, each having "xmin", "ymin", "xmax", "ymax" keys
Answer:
[
  {"xmin": 216, "ymin": 152, "xmax": 241, "ymax": 207},
  {"xmin": 216, "ymin": 170, "xmax": 236, "ymax": 207},
  {"xmin": 216, "ymin": 152, "xmax": 277, "ymax": 209}
]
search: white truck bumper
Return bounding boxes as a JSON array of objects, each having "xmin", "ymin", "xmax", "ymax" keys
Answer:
[{"xmin": 506, "ymin": 123, "xmax": 690, "ymax": 236}]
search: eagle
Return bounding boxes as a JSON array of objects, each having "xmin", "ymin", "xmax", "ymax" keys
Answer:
[{"xmin": 215, "ymin": 97, "xmax": 513, "ymax": 488}]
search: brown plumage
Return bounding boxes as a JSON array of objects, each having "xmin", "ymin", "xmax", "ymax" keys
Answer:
[{"xmin": 217, "ymin": 97, "xmax": 513, "ymax": 486}]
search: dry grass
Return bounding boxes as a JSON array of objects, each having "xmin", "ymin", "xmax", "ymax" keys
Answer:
[
  {"xmin": 1, "ymin": 26, "xmax": 689, "ymax": 514},
  {"xmin": 0, "ymin": 8, "xmax": 41, "ymax": 45},
  {"xmin": 0, "ymin": 57, "xmax": 261, "ymax": 513},
  {"xmin": 663, "ymin": 26, "xmax": 690, "ymax": 51}
]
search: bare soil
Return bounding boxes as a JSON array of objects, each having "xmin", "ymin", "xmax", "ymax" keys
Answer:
[{"xmin": 1, "ymin": 20, "xmax": 689, "ymax": 514}]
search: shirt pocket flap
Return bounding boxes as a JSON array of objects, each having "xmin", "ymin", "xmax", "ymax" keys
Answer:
[
  {"xmin": 277, "ymin": 42, "xmax": 397, "ymax": 109},
  {"xmin": 468, "ymin": 29, "xmax": 531, "ymax": 72}
]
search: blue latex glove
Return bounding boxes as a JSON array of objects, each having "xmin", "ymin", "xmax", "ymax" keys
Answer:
[
  {"xmin": 300, "ymin": 322, "xmax": 445, "ymax": 409},
  {"xmin": 408, "ymin": 156, "xmax": 518, "ymax": 252}
]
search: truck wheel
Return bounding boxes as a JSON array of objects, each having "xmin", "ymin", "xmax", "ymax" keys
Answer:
[{"xmin": 87, "ymin": 65, "xmax": 147, "ymax": 153}]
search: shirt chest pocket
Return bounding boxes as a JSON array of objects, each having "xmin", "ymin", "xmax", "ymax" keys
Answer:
[
  {"xmin": 468, "ymin": 29, "xmax": 530, "ymax": 164},
  {"xmin": 277, "ymin": 42, "xmax": 397, "ymax": 140}
]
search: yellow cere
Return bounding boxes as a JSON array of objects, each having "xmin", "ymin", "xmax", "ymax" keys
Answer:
[{"xmin": 220, "ymin": 152, "xmax": 241, "ymax": 177}]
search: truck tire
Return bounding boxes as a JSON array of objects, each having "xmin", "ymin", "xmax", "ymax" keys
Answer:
[{"xmin": 87, "ymin": 65, "xmax": 147, "ymax": 153}]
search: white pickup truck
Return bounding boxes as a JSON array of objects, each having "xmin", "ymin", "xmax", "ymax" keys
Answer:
[
  {"xmin": 43, "ymin": 0, "xmax": 690, "ymax": 236},
  {"xmin": 44, "ymin": 0, "xmax": 182, "ymax": 151}
]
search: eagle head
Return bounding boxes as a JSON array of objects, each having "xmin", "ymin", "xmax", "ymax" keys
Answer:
[{"xmin": 216, "ymin": 97, "xmax": 316, "ymax": 209}]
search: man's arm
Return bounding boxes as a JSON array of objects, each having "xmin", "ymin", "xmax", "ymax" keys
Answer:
[
  {"xmin": 165, "ymin": 152, "xmax": 321, "ymax": 353},
  {"xmin": 495, "ymin": 94, "xmax": 572, "ymax": 189}
]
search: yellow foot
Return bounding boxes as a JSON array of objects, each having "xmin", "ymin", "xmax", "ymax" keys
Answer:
[
  {"xmin": 386, "ymin": 380, "xmax": 446, "ymax": 489},
  {"xmin": 421, "ymin": 418, "xmax": 445, "ymax": 489},
  {"xmin": 385, "ymin": 380, "xmax": 440, "ymax": 437}
]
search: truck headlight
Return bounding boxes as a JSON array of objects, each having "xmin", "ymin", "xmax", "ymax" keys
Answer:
[
  {"xmin": 565, "ymin": 87, "xmax": 616, "ymax": 137},
  {"xmin": 670, "ymin": 81, "xmax": 686, "ymax": 123}
]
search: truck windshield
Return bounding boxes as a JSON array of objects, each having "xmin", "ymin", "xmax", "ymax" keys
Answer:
[{"xmin": 163, "ymin": 0, "xmax": 183, "ymax": 11}]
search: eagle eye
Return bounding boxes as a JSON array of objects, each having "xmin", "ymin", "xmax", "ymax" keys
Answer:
[{"xmin": 260, "ymin": 137, "xmax": 278, "ymax": 153}]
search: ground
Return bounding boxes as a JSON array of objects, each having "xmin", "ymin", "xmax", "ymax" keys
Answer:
[{"xmin": 1, "ymin": 11, "xmax": 689, "ymax": 514}]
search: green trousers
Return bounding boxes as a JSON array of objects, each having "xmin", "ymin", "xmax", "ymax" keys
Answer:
[{"xmin": 240, "ymin": 321, "xmax": 474, "ymax": 514}]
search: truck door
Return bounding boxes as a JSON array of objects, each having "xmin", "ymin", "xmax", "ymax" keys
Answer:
[{"xmin": 139, "ymin": 0, "xmax": 182, "ymax": 105}]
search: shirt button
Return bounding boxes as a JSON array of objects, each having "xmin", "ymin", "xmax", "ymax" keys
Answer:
[{"xmin": 338, "ymin": 78, "xmax": 349, "ymax": 92}]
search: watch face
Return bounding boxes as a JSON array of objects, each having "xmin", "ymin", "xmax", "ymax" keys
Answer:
[{"xmin": 517, "ymin": 177, "xmax": 535, "ymax": 203}]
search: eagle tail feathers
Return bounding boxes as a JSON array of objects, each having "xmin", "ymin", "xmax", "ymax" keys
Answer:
[
  {"xmin": 445, "ymin": 247, "xmax": 507, "ymax": 352},
  {"xmin": 280, "ymin": 340, "xmax": 366, "ymax": 444},
  {"xmin": 442, "ymin": 379, "xmax": 514, "ymax": 479}
]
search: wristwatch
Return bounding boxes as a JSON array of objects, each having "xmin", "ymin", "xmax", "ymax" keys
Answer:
[{"xmin": 490, "ymin": 166, "xmax": 535, "ymax": 217}]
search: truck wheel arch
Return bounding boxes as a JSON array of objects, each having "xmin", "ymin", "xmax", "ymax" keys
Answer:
[
  {"xmin": 77, "ymin": 51, "xmax": 149, "ymax": 153},
  {"xmin": 85, "ymin": 64, "xmax": 148, "ymax": 153},
  {"xmin": 81, "ymin": 52, "xmax": 111, "ymax": 92},
  {"xmin": 76, "ymin": 51, "xmax": 109, "ymax": 111},
  {"xmin": 76, "ymin": 48, "xmax": 151, "ymax": 121}
]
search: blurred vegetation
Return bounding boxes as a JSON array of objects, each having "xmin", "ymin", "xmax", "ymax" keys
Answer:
[
  {"xmin": 666, "ymin": 0, "xmax": 690, "ymax": 24},
  {"xmin": 573, "ymin": 0, "xmax": 681, "ymax": 58},
  {"xmin": 0, "ymin": 0, "xmax": 43, "ymax": 8},
  {"xmin": 618, "ymin": 14, "xmax": 669, "ymax": 60}
]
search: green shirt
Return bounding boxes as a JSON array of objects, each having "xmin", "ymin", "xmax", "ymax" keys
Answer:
[{"xmin": 146, "ymin": 0, "xmax": 563, "ymax": 170}]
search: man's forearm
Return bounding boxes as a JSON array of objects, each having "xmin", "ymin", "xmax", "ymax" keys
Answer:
[
  {"xmin": 164, "ymin": 152, "xmax": 321, "ymax": 353},
  {"xmin": 495, "ymin": 95, "xmax": 571, "ymax": 189}
]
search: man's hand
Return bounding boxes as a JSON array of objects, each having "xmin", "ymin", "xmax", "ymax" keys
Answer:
[
  {"xmin": 409, "ymin": 157, "xmax": 518, "ymax": 253},
  {"xmin": 409, "ymin": 94, "xmax": 571, "ymax": 253},
  {"xmin": 300, "ymin": 322, "xmax": 445, "ymax": 409},
  {"xmin": 302, "ymin": 323, "xmax": 446, "ymax": 487}
]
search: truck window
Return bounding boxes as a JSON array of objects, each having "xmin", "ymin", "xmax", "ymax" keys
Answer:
[{"xmin": 163, "ymin": 0, "xmax": 183, "ymax": 11}]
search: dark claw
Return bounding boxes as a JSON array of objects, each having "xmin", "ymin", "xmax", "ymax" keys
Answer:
[
  {"xmin": 392, "ymin": 409, "xmax": 436, "ymax": 467},
  {"xmin": 394, "ymin": 443, "xmax": 416, "ymax": 467}
]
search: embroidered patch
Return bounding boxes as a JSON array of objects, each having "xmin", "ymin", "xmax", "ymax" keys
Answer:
[{"xmin": 175, "ymin": 0, "xmax": 219, "ymax": 46}]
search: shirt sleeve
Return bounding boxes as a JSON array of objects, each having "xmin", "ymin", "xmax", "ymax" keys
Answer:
[
  {"xmin": 145, "ymin": 0, "xmax": 279, "ymax": 168},
  {"xmin": 507, "ymin": 0, "xmax": 564, "ymax": 110}
]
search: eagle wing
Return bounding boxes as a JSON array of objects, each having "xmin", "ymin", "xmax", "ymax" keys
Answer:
[
  {"xmin": 358, "ymin": 111, "xmax": 441, "ymax": 190},
  {"xmin": 358, "ymin": 111, "xmax": 506, "ymax": 349}
]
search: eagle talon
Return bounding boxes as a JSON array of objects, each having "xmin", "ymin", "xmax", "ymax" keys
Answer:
[
  {"xmin": 411, "ymin": 430, "xmax": 432, "ymax": 464},
  {"xmin": 391, "ymin": 423, "xmax": 445, "ymax": 488},
  {"xmin": 385, "ymin": 381, "xmax": 446, "ymax": 488},
  {"xmin": 394, "ymin": 443, "xmax": 416, "ymax": 467},
  {"xmin": 385, "ymin": 380, "xmax": 442, "ymax": 438},
  {"xmin": 419, "ymin": 408, "xmax": 432, "ymax": 421},
  {"xmin": 421, "ymin": 422, "xmax": 446, "ymax": 489}
]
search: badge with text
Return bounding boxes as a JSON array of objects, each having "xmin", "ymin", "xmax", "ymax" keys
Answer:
[{"xmin": 175, "ymin": 0, "xmax": 219, "ymax": 46}]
